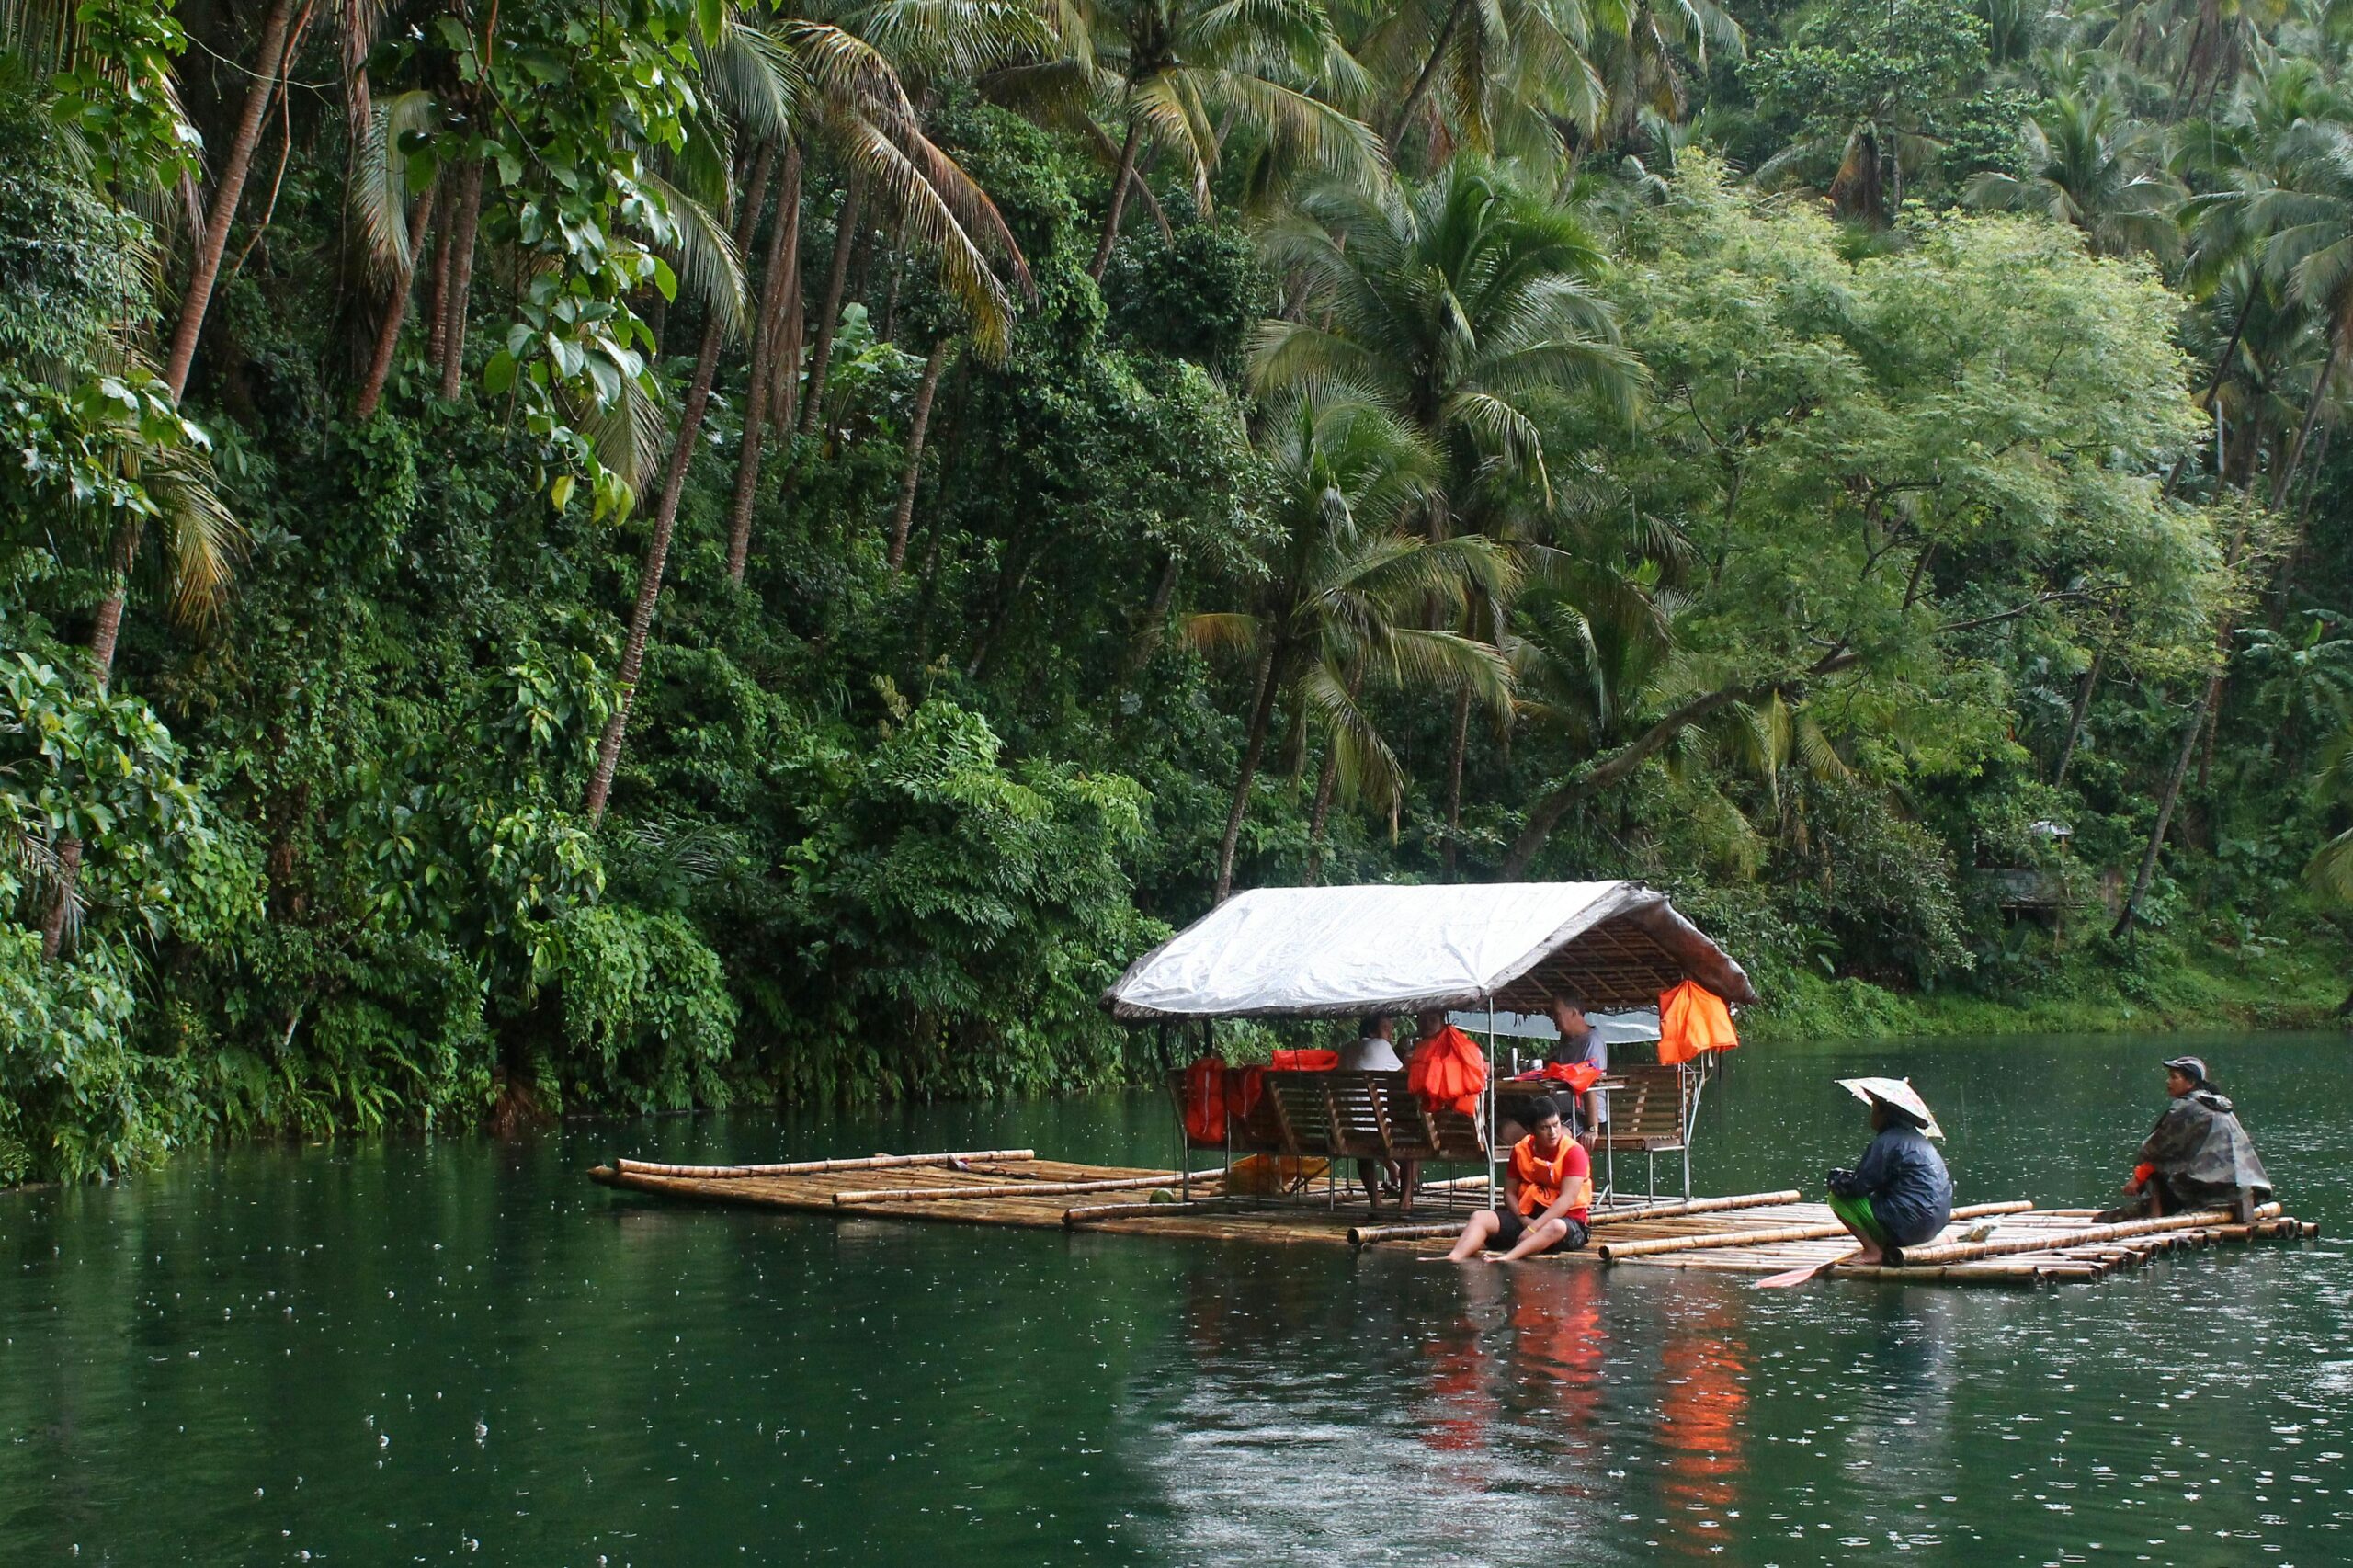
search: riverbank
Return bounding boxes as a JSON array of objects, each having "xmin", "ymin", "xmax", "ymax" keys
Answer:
[{"xmin": 1745, "ymin": 923, "xmax": 2350, "ymax": 1043}]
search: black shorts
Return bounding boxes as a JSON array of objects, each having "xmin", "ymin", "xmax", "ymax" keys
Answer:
[{"xmin": 1492, "ymin": 1207, "xmax": 1591, "ymax": 1254}]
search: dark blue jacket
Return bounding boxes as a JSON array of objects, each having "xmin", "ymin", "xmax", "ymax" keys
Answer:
[{"xmin": 1847, "ymin": 1124, "xmax": 1954, "ymax": 1247}]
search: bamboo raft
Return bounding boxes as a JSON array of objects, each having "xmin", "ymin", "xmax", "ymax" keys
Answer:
[{"xmin": 589, "ymin": 1152, "xmax": 2318, "ymax": 1286}]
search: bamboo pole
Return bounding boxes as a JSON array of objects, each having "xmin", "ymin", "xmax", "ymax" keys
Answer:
[
  {"xmin": 1894, "ymin": 1202, "xmax": 2280, "ymax": 1267},
  {"xmin": 835, "ymin": 1171, "xmax": 1217, "ymax": 1205},
  {"xmin": 612, "ymin": 1150, "xmax": 1036, "ymax": 1179},
  {"xmin": 1349, "ymin": 1188, "xmax": 1810, "ymax": 1247},
  {"xmin": 1348, "ymin": 1221, "xmax": 1461, "ymax": 1245},
  {"xmin": 1063, "ymin": 1198, "xmax": 1232, "ymax": 1225},
  {"xmin": 1590, "ymin": 1189, "xmax": 1805, "ymax": 1226},
  {"xmin": 1598, "ymin": 1200, "xmax": 2034, "ymax": 1262}
]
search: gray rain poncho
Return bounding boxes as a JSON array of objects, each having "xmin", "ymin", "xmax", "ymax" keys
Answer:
[{"xmin": 2137, "ymin": 1088, "xmax": 2273, "ymax": 1209}]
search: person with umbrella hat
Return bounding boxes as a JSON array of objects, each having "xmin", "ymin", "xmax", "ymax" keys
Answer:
[
  {"xmin": 1765, "ymin": 1077, "xmax": 1954, "ymax": 1285},
  {"xmin": 2097, "ymin": 1056, "xmax": 2272, "ymax": 1224}
]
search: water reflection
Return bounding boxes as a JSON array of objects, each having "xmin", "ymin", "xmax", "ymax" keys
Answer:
[{"xmin": 1, "ymin": 1032, "xmax": 2348, "ymax": 1567}]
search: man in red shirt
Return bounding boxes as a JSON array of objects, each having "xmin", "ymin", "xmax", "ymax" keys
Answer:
[{"xmin": 1443, "ymin": 1096, "xmax": 1594, "ymax": 1261}]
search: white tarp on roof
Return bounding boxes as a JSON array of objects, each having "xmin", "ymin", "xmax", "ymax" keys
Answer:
[{"xmin": 1106, "ymin": 881, "xmax": 1743, "ymax": 1020}]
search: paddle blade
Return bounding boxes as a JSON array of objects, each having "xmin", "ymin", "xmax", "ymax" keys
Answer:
[{"xmin": 1756, "ymin": 1260, "xmax": 1834, "ymax": 1289}]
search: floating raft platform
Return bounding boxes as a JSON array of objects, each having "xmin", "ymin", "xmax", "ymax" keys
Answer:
[{"xmin": 589, "ymin": 1152, "xmax": 2317, "ymax": 1287}]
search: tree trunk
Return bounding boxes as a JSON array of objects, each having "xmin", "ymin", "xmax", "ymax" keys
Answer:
[
  {"xmin": 438, "ymin": 159, "xmax": 486, "ymax": 400},
  {"xmin": 582, "ymin": 306, "xmax": 732, "ymax": 822},
  {"xmin": 1121, "ymin": 551, "xmax": 1182, "ymax": 683},
  {"xmin": 424, "ymin": 179, "xmax": 453, "ymax": 369},
  {"xmin": 1441, "ymin": 687, "xmax": 1472, "ymax": 881},
  {"xmin": 163, "ymin": 0, "xmax": 295, "ymax": 400},
  {"xmin": 1500, "ymin": 652, "xmax": 1860, "ymax": 877},
  {"xmin": 1386, "ymin": 0, "xmax": 1472, "ymax": 151},
  {"xmin": 1090, "ymin": 111, "xmax": 1143, "ymax": 282},
  {"xmin": 578, "ymin": 150, "xmax": 776, "ymax": 817},
  {"xmin": 2269, "ymin": 315, "xmax": 2346, "ymax": 510},
  {"xmin": 798, "ymin": 172, "xmax": 865, "ymax": 436},
  {"xmin": 2114, "ymin": 518, "xmax": 2253, "ymax": 937},
  {"xmin": 1214, "ymin": 642, "xmax": 1282, "ymax": 903},
  {"xmin": 888, "ymin": 336, "xmax": 949, "ymax": 571},
  {"xmin": 2053, "ymin": 649, "xmax": 2101, "ymax": 787},
  {"xmin": 41, "ymin": 523, "xmax": 142, "ymax": 959},
  {"xmin": 1305, "ymin": 663, "xmax": 1365, "ymax": 885},
  {"xmin": 2164, "ymin": 287, "xmax": 2258, "ymax": 500},
  {"xmin": 355, "ymin": 173, "xmax": 440, "ymax": 418},
  {"xmin": 727, "ymin": 142, "xmax": 801, "ymax": 583},
  {"xmin": 2112, "ymin": 676, "xmax": 2218, "ymax": 939}
]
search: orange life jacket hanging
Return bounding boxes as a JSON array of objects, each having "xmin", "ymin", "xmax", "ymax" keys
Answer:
[
  {"xmin": 1179, "ymin": 1056, "xmax": 1229, "ymax": 1144},
  {"xmin": 1658, "ymin": 979, "xmax": 1739, "ymax": 1065},
  {"xmin": 1409, "ymin": 1025, "xmax": 1489, "ymax": 1116}
]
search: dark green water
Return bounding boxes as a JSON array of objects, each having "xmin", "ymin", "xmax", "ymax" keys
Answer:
[{"xmin": 5, "ymin": 1032, "xmax": 2349, "ymax": 1567}]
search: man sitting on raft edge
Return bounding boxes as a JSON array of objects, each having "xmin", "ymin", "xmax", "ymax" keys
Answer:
[{"xmin": 1444, "ymin": 1095, "xmax": 1593, "ymax": 1262}]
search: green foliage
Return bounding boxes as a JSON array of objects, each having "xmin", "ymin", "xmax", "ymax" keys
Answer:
[{"xmin": 8, "ymin": 0, "xmax": 2353, "ymax": 1190}]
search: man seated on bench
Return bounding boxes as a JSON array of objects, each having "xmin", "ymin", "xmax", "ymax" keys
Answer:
[
  {"xmin": 1340, "ymin": 1014, "xmax": 1413, "ymax": 1207},
  {"xmin": 1444, "ymin": 1096, "xmax": 1594, "ymax": 1262},
  {"xmin": 1547, "ymin": 990, "xmax": 1608, "ymax": 1150}
]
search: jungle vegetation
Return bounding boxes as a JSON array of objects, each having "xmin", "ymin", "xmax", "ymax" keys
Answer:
[{"xmin": 6, "ymin": 0, "xmax": 2353, "ymax": 1182}]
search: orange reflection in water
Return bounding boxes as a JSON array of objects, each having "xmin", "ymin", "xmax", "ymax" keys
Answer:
[{"xmin": 1654, "ymin": 1299, "xmax": 1749, "ymax": 1556}]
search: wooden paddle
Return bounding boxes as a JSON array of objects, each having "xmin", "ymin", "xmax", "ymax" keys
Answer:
[{"xmin": 1756, "ymin": 1248, "xmax": 1869, "ymax": 1288}]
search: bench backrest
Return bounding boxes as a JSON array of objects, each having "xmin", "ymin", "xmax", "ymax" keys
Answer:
[{"xmin": 1598, "ymin": 1063, "xmax": 1693, "ymax": 1150}]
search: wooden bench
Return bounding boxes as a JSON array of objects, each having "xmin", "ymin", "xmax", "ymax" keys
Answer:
[{"xmin": 1595, "ymin": 1062, "xmax": 1703, "ymax": 1200}]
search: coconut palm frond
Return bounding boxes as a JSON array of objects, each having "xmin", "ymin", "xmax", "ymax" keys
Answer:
[
  {"xmin": 642, "ymin": 171, "xmax": 751, "ymax": 341},
  {"xmin": 355, "ymin": 90, "xmax": 441, "ymax": 280}
]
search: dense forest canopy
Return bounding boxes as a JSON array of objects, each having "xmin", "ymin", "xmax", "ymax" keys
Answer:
[{"xmin": 5, "ymin": 0, "xmax": 2353, "ymax": 1182}]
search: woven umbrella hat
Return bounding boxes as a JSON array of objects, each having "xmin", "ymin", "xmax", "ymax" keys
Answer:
[{"xmin": 1836, "ymin": 1076, "xmax": 1945, "ymax": 1140}]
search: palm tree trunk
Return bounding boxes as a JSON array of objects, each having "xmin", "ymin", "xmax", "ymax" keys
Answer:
[
  {"xmin": 355, "ymin": 173, "xmax": 440, "ymax": 418},
  {"xmin": 1215, "ymin": 642, "xmax": 1282, "ymax": 903},
  {"xmin": 1441, "ymin": 687, "xmax": 1472, "ymax": 881},
  {"xmin": 438, "ymin": 159, "xmax": 486, "ymax": 400},
  {"xmin": 727, "ymin": 142, "xmax": 802, "ymax": 583},
  {"xmin": 1305, "ymin": 664, "xmax": 1365, "ymax": 885},
  {"xmin": 424, "ymin": 179, "xmax": 453, "ymax": 369},
  {"xmin": 888, "ymin": 336, "xmax": 949, "ymax": 571},
  {"xmin": 2115, "ymin": 517, "xmax": 2252, "ymax": 937},
  {"xmin": 1090, "ymin": 109, "xmax": 1143, "ymax": 281},
  {"xmin": 798, "ymin": 172, "xmax": 865, "ymax": 436},
  {"xmin": 2111, "ymin": 675, "xmax": 2217, "ymax": 939},
  {"xmin": 163, "ymin": 0, "xmax": 295, "ymax": 400},
  {"xmin": 580, "ymin": 152, "xmax": 775, "ymax": 819},
  {"xmin": 2164, "ymin": 288, "xmax": 2257, "ymax": 500},
  {"xmin": 1387, "ymin": 0, "xmax": 1472, "ymax": 151},
  {"xmin": 2053, "ymin": 649, "xmax": 2100, "ymax": 787},
  {"xmin": 2269, "ymin": 313, "xmax": 2346, "ymax": 511},
  {"xmin": 1121, "ymin": 551, "xmax": 1182, "ymax": 683},
  {"xmin": 41, "ymin": 520, "xmax": 142, "ymax": 960},
  {"xmin": 583, "ymin": 309, "xmax": 730, "ymax": 821}
]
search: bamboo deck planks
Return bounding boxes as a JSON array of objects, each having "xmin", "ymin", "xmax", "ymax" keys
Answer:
[{"xmin": 589, "ymin": 1154, "xmax": 2315, "ymax": 1285}]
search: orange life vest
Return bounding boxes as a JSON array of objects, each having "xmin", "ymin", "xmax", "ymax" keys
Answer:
[
  {"xmin": 1408, "ymin": 1025, "xmax": 1488, "ymax": 1116},
  {"xmin": 1270, "ymin": 1048, "xmax": 1339, "ymax": 1072},
  {"xmin": 1658, "ymin": 979, "xmax": 1739, "ymax": 1065},
  {"xmin": 1178, "ymin": 1056, "xmax": 1230, "ymax": 1144},
  {"xmin": 1510, "ymin": 1133, "xmax": 1592, "ymax": 1218}
]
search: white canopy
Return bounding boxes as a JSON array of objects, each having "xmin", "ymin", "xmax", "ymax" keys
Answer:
[{"xmin": 1104, "ymin": 881, "xmax": 1756, "ymax": 1021}]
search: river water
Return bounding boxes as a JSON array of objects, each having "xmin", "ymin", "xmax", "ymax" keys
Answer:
[{"xmin": 3, "ymin": 1031, "xmax": 2348, "ymax": 1566}]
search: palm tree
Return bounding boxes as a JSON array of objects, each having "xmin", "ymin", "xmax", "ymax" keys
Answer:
[
  {"xmin": 582, "ymin": 11, "xmax": 1035, "ymax": 820},
  {"xmin": 1342, "ymin": 0, "xmax": 1606, "ymax": 169},
  {"xmin": 1963, "ymin": 91, "xmax": 2186, "ymax": 257},
  {"xmin": 985, "ymin": 0, "xmax": 1386, "ymax": 278},
  {"xmin": 1252, "ymin": 160, "xmax": 1635, "ymax": 870},
  {"xmin": 28, "ymin": 370, "xmax": 242, "ymax": 958},
  {"xmin": 1187, "ymin": 394, "xmax": 1513, "ymax": 900}
]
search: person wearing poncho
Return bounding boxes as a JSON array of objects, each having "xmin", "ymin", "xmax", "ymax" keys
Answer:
[
  {"xmin": 1824, "ymin": 1079, "xmax": 1953, "ymax": 1265},
  {"xmin": 2098, "ymin": 1056, "xmax": 2272, "ymax": 1223}
]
